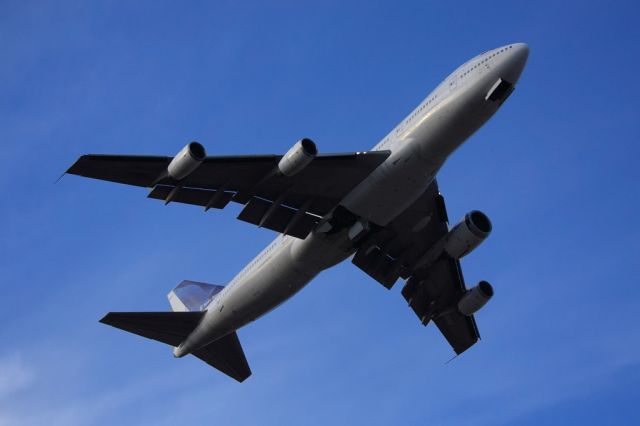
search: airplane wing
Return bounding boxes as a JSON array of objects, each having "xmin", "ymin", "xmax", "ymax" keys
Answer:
[
  {"xmin": 66, "ymin": 150, "xmax": 390, "ymax": 239},
  {"xmin": 351, "ymin": 179, "xmax": 481, "ymax": 354},
  {"xmin": 351, "ymin": 179, "xmax": 449, "ymax": 286},
  {"xmin": 400, "ymin": 257, "xmax": 480, "ymax": 354}
]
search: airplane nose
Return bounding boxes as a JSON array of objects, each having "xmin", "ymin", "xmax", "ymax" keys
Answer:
[
  {"xmin": 511, "ymin": 43, "xmax": 529, "ymax": 68},
  {"xmin": 504, "ymin": 43, "xmax": 529, "ymax": 83}
]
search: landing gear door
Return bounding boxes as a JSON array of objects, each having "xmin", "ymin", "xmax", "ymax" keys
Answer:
[{"xmin": 485, "ymin": 78, "xmax": 514, "ymax": 103}]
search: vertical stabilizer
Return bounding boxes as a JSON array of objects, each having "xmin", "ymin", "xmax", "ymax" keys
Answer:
[{"xmin": 168, "ymin": 280, "xmax": 225, "ymax": 312}]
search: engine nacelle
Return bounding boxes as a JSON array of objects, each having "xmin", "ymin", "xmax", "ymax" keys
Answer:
[
  {"xmin": 457, "ymin": 281, "xmax": 494, "ymax": 316},
  {"xmin": 443, "ymin": 210, "xmax": 492, "ymax": 259},
  {"xmin": 277, "ymin": 138, "xmax": 317, "ymax": 177},
  {"xmin": 167, "ymin": 142, "xmax": 206, "ymax": 180}
]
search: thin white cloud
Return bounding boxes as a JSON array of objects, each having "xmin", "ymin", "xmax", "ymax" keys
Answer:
[
  {"xmin": 0, "ymin": 359, "xmax": 228, "ymax": 426},
  {"xmin": 0, "ymin": 353, "xmax": 34, "ymax": 399}
]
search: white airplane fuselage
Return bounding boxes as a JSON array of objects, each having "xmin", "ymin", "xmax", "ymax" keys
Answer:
[{"xmin": 174, "ymin": 43, "xmax": 529, "ymax": 358}]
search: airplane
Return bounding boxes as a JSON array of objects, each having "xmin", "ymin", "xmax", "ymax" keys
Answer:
[{"xmin": 66, "ymin": 43, "xmax": 529, "ymax": 382}]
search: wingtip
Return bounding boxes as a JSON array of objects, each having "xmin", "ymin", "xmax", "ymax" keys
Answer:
[
  {"xmin": 232, "ymin": 369, "xmax": 252, "ymax": 383},
  {"xmin": 54, "ymin": 171, "xmax": 66, "ymax": 184},
  {"xmin": 98, "ymin": 313, "xmax": 112, "ymax": 324},
  {"xmin": 63, "ymin": 156, "xmax": 86, "ymax": 179},
  {"xmin": 444, "ymin": 353, "xmax": 459, "ymax": 365}
]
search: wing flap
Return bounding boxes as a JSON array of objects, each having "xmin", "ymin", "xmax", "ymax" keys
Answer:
[
  {"xmin": 351, "ymin": 245, "xmax": 402, "ymax": 289},
  {"xmin": 237, "ymin": 197, "xmax": 319, "ymax": 239},
  {"xmin": 148, "ymin": 185, "xmax": 233, "ymax": 209}
]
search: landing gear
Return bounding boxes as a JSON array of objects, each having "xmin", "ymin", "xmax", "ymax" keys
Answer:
[
  {"xmin": 347, "ymin": 219, "xmax": 370, "ymax": 242},
  {"xmin": 316, "ymin": 205, "xmax": 358, "ymax": 234},
  {"xmin": 315, "ymin": 205, "xmax": 379, "ymax": 246}
]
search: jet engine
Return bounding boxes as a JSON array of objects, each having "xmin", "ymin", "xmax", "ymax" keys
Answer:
[
  {"xmin": 457, "ymin": 281, "xmax": 494, "ymax": 316},
  {"xmin": 443, "ymin": 210, "xmax": 492, "ymax": 259},
  {"xmin": 167, "ymin": 142, "xmax": 206, "ymax": 180},
  {"xmin": 278, "ymin": 138, "xmax": 317, "ymax": 177}
]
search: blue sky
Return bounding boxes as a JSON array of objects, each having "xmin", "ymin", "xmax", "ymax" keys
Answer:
[{"xmin": 1, "ymin": 1, "xmax": 639, "ymax": 424}]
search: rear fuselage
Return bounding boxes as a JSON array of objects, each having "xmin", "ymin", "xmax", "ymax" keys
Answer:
[{"xmin": 174, "ymin": 43, "xmax": 529, "ymax": 357}]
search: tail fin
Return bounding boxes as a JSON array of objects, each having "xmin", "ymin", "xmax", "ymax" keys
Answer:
[
  {"xmin": 167, "ymin": 280, "xmax": 225, "ymax": 312},
  {"xmin": 100, "ymin": 312, "xmax": 252, "ymax": 382}
]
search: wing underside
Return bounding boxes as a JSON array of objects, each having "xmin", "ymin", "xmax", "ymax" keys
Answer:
[
  {"xmin": 401, "ymin": 257, "xmax": 480, "ymax": 354},
  {"xmin": 67, "ymin": 151, "xmax": 390, "ymax": 239},
  {"xmin": 351, "ymin": 179, "xmax": 481, "ymax": 354}
]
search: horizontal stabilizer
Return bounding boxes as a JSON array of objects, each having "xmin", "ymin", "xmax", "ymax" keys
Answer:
[
  {"xmin": 100, "ymin": 311, "xmax": 252, "ymax": 382},
  {"xmin": 100, "ymin": 311, "xmax": 204, "ymax": 346},
  {"xmin": 193, "ymin": 332, "xmax": 252, "ymax": 382}
]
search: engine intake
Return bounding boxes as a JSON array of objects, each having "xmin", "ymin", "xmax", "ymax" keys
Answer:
[
  {"xmin": 443, "ymin": 210, "xmax": 492, "ymax": 259},
  {"xmin": 457, "ymin": 281, "xmax": 494, "ymax": 316},
  {"xmin": 278, "ymin": 138, "xmax": 317, "ymax": 177},
  {"xmin": 167, "ymin": 142, "xmax": 206, "ymax": 180}
]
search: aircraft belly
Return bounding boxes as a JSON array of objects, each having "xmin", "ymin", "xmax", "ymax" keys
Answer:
[
  {"xmin": 241, "ymin": 252, "xmax": 316, "ymax": 316},
  {"xmin": 340, "ymin": 147, "xmax": 439, "ymax": 226},
  {"xmin": 289, "ymin": 230, "xmax": 355, "ymax": 269},
  {"xmin": 207, "ymin": 240, "xmax": 322, "ymax": 330}
]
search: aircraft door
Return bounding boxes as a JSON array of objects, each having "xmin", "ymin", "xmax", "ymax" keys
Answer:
[
  {"xmin": 479, "ymin": 56, "xmax": 491, "ymax": 76},
  {"xmin": 448, "ymin": 74, "xmax": 458, "ymax": 92}
]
